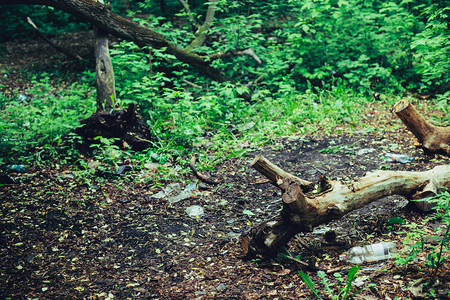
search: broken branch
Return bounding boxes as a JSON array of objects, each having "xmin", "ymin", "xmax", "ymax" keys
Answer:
[
  {"xmin": 27, "ymin": 17, "xmax": 83, "ymax": 61},
  {"xmin": 189, "ymin": 154, "xmax": 218, "ymax": 185},
  {"xmin": 394, "ymin": 99, "xmax": 450, "ymax": 155},
  {"xmin": 242, "ymin": 155, "xmax": 450, "ymax": 258}
]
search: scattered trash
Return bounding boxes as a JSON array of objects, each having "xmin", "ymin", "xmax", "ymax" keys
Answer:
[
  {"xmin": 149, "ymin": 151, "xmax": 167, "ymax": 163},
  {"xmin": 115, "ymin": 165, "xmax": 140, "ymax": 175},
  {"xmin": 340, "ymin": 242, "xmax": 396, "ymax": 264},
  {"xmin": 352, "ymin": 276, "xmax": 369, "ymax": 287},
  {"xmin": 151, "ymin": 183, "xmax": 182, "ymax": 199},
  {"xmin": 152, "ymin": 183, "xmax": 198, "ymax": 203},
  {"xmin": 216, "ymin": 283, "xmax": 227, "ymax": 292},
  {"xmin": 226, "ymin": 231, "xmax": 240, "ymax": 238},
  {"xmin": 18, "ymin": 94, "xmax": 27, "ymax": 102},
  {"xmin": 185, "ymin": 205, "xmax": 204, "ymax": 219},
  {"xmin": 184, "ymin": 183, "xmax": 197, "ymax": 192},
  {"xmin": 3, "ymin": 165, "xmax": 26, "ymax": 172},
  {"xmin": 356, "ymin": 148, "xmax": 376, "ymax": 156},
  {"xmin": 384, "ymin": 153, "xmax": 413, "ymax": 163},
  {"xmin": 242, "ymin": 209, "xmax": 255, "ymax": 216},
  {"xmin": 58, "ymin": 173, "xmax": 75, "ymax": 180},
  {"xmin": 168, "ymin": 191, "xmax": 192, "ymax": 204}
]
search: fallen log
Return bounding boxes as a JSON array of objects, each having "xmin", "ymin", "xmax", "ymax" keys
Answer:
[
  {"xmin": 241, "ymin": 155, "xmax": 450, "ymax": 258},
  {"xmin": 394, "ymin": 99, "xmax": 450, "ymax": 156}
]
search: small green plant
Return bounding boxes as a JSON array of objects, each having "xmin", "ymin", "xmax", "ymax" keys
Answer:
[
  {"xmin": 299, "ymin": 265, "xmax": 362, "ymax": 299},
  {"xmin": 0, "ymin": 75, "xmax": 95, "ymax": 161},
  {"xmin": 89, "ymin": 136, "xmax": 127, "ymax": 169},
  {"xmin": 396, "ymin": 190, "xmax": 450, "ymax": 279}
]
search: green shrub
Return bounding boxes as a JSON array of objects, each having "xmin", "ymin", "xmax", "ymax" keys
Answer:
[{"xmin": 0, "ymin": 75, "xmax": 95, "ymax": 160}]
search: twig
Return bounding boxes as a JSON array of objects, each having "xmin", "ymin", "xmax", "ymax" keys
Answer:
[
  {"xmin": 297, "ymin": 238, "xmax": 321, "ymax": 256},
  {"xmin": 177, "ymin": 0, "xmax": 199, "ymax": 30},
  {"xmin": 252, "ymin": 178, "xmax": 271, "ymax": 185},
  {"xmin": 27, "ymin": 17, "xmax": 83, "ymax": 61},
  {"xmin": 189, "ymin": 154, "xmax": 219, "ymax": 185},
  {"xmin": 182, "ymin": 79, "xmax": 202, "ymax": 89},
  {"xmin": 209, "ymin": 48, "xmax": 262, "ymax": 64},
  {"xmin": 245, "ymin": 74, "xmax": 265, "ymax": 87},
  {"xmin": 285, "ymin": 255, "xmax": 309, "ymax": 267}
]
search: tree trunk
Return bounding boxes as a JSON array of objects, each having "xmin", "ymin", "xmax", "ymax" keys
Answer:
[
  {"xmin": 186, "ymin": 0, "xmax": 218, "ymax": 50},
  {"xmin": 94, "ymin": 0, "xmax": 116, "ymax": 111},
  {"xmin": 394, "ymin": 99, "xmax": 450, "ymax": 156},
  {"xmin": 241, "ymin": 155, "xmax": 450, "ymax": 258},
  {"xmin": 3, "ymin": 0, "xmax": 229, "ymax": 83}
]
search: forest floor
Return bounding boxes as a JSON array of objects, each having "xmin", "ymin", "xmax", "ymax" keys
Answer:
[{"xmin": 1, "ymin": 33, "xmax": 449, "ymax": 299}]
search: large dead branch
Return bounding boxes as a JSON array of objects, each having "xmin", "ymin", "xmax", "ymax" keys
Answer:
[
  {"xmin": 5, "ymin": 0, "xmax": 229, "ymax": 83},
  {"xmin": 394, "ymin": 99, "xmax": 450, "ymax": 156},
  {"xmin": 26, "ymin": 17, "xmax": 83, "ymax": 61},
  {"xmin": 242, "ymin": 155, "xmax": 450, "ymax": 258}
]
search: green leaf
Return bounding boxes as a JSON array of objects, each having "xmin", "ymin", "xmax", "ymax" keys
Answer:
[
  {"xmin": 387, "ymin": 217, "xmax": 405, "ymax": 225},
  {"xmin": 299, "ymin": 271, "xmax": 322, "ymax": 299}
]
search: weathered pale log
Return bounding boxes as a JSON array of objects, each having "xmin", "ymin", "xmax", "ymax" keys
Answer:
[
  {"xmin": 242, "ymin": 155, "xmax": 450, "ymax": 258},
  {"xmin": 251, "ymin": 155, "xmax": 312, "ymax": 187},
  {"xmin": 394, "ymin": 99, "xmax": 450, "ymax": 155}
]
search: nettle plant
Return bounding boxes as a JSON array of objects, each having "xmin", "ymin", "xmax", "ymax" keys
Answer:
[
  {"xmin": 0, "ymin": 74, "xmax": 95, "ymax": 160},
  {"xmin": 396, "ymin": 190, "xmax": 450, "ymax": 279},
  {"xmin": 299, "ymin": 266, "xmax": 362, "ymax": 300}
]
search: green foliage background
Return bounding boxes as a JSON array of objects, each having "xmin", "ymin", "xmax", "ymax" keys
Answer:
[{"xmin": 0, "ymin": 0, "xmax": 448, "ymax": 162}]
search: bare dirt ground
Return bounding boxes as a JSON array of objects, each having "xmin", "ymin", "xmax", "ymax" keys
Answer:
[{"xmin": 1, "ymin": 33, "xmax": 449, "ymax": 299}]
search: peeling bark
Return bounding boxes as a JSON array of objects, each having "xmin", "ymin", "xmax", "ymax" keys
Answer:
[
  {"xmin": 394, "ymin": 99, "xmax": 450, "ymax": 156},
  {"xmin": 242, "ymin": 155, "xmax": 450, "ymax": 258}
]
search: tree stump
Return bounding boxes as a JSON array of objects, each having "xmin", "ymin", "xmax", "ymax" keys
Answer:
[
  {"xmin": 394, "ymin": 99, "xmax": 450, "ymax": 156},
  {"xmin": 241, "ymin": 155, "xmax": 450, "ymax": 258},
  {"xmin": 75, "ymin": 103, "xmax": 152, "ymax": 152}
]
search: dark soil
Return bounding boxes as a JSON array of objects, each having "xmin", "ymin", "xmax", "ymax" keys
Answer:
[{"xmin": 1, "ymin": 33, "xmax": 449, "ymax": 299}]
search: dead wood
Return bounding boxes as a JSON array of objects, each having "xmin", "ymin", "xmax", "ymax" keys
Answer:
[
  {"xmin": 394, "ymin": 99, "xmax": 450, "ymax": 155},
  {"xmin": 242, "ymin": 155, "xmax": 450, "ymax": 258},
  {"xmin": 6, "ymin": 0, "xmax": 229, "ymax": 83},
  {"xmin": 26, "ymin": 17, "xmax": 83, "ymax": 61},
  {"xmin": 75, "ymin": 103, "xmax": 152, "ymax": 152},
  {"xmin": 189, "ymin": 154, "xmax": 219, "ymax": 185}
]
